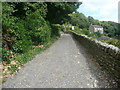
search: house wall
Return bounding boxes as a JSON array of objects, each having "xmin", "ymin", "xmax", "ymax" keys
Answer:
[
  {"xmin": 89, "ymin": 25, "xmax": 104, "ymax": 34},
  {"xmin": 70, "ymin": 31, "xmax": 120, "ymax": 87},
  {"xmin": 89, "ymin": 26, "xmax": 94, "ymax": 32},
  {"xmin": 94, "ymin": 28, "xmax": 103, "ymax": 34}
]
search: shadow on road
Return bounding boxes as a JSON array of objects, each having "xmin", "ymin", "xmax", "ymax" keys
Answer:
[{"xmin": 71, "ymin": 34, "xmax": 118, "ymax": 88}]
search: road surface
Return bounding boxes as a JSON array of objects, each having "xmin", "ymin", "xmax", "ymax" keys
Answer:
[{"xmin": 3, "ymin": 34, "xmax": 116, "ymax": 88}]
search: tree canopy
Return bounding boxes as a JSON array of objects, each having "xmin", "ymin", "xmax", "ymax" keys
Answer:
[
  {"xmin": 2, "ymin": 2, "xmax": 81, "ymax": 53},
  {"xmin": 45, "ymin": 2, "xmax": 82, "ymax": 24}
]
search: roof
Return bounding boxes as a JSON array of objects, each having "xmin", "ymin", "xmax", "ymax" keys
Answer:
[{"xmin": 90, "ymin": 25, "xmax": 103, "ymax": 28}]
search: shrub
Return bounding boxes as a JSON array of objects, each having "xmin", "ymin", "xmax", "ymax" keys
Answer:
[
  {"xmin": 103, "ymin": 39, "xmax": 120, "ymax": 48},
  {"xmin": 94, "ymin": 32, "xmax": 103, "ymax": 38},
  {"xmin": 2, "ymin": 3, "xmax": 17, "ymax": 50},
  {"xmin": 12, "ymin": 39, "xmax": 32, "ymax": 53},
  {"xmin": 81, "ymin": 29, "xmax": 90, "ymax": 35},
  {"xmin": 2, "ymin": 48, "xmax": 13, "ymax": 63},
  {"xmin": 74, "ymin": 26, "xmax": 81, "ymax": 31},
  {"xmin": 87, "ymin": 33, "xmax": 96, "ymax": 38},
  {"xmin": 11, "ymin": 20, "xmax": 32, "ymax": 53},
  {"xmin": 25, "ymin": 10, "xmax": 51, "ymax": 45},
  {"xmin": 51, "ymin": 24, "xmax": 61, "ymax": 38}
]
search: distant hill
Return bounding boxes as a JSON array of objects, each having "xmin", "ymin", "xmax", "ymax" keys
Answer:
[{"xmin": 68, "ymin": 13, "xmax": 120, "ymax": 38}]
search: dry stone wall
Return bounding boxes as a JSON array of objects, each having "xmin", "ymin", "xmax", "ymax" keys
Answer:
[{"xmin": 71, "ymin": 32, "xmax": 120, "ymax": 86}]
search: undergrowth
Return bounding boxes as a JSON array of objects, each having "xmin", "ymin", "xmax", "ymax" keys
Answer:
[{"xmin": 2, "ymin": 38, "xmax": 58, "ymax": 83}]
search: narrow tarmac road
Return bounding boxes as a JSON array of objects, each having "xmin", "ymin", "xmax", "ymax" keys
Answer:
[{"xmin": 3, "ymin": 34, "xmax": 116, "ymax": 88}]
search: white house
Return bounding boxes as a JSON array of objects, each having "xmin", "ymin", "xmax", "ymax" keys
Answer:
[{"xmin": 89, "ymin": 25, "xmax": 104, "ymax": 34}]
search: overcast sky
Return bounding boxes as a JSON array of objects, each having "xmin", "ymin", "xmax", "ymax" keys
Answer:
[{"xmin": 77, "ymin": 0, "xmax": 119, "ymax": 23}]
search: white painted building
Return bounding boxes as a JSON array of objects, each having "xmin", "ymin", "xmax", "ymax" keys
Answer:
[
  {"xmin": 89, "ymin": 25, "xmax": 104, "ymax": 34},
  {"xmin": 71, "ymin": 26, "xmax": 75, "ymax": 30}
]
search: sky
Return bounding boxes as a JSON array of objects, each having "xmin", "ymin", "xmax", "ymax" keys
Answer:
[{"xmin": 77, "ymin": 0, "xmax": 120, "ymax": 23}]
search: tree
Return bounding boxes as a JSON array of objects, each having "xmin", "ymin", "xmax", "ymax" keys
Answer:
[
  {"xmin": 88, "ymin": 16, "xmax": 100, "ymax": 25},
  {"xmin": 45, "ymin": 2, "xmax": 81, "ymax": 24},
  {"xmin": 69, "ymin": 13, "xmax": 89, "ymax": 29},
  {"xmin": 2, "ymin": 2, "xmax": 81, "ymax": 53}
]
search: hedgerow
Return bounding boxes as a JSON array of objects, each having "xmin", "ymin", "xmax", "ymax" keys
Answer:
[{"xmin": 2, "ymin": 2, "xmax": 54, "ymax": 62}]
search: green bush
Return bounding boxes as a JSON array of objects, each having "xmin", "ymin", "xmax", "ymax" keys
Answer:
[
  {"xmin": 13, "ymin": 39, "xmax": 32, "ymax": 53},
  {"xmin": 59, "ymin": 25, "xmax": 64, "ymax": 32},
  {"xmin": 73, "ymin": 28, "xmax": 90, "ymax": 36},
  {"xmin": 25, "ymin": 10, "xmax": 51, "ymax": 45},
  {"xmin": 87, "ymin": 33, "xmax": 96, "ymax": 38},
  {"xmin": 2, "ymin": 48, "xmax": 12, "ymax": 63},
  {"xmin": 103, "ymin": 39, "xmax": 120, "ymax": 48},
  {"xmin": 74, "ymin": 26, "xmax": 81, "ymax": 32},
  {"xmin": 51, "ymin": 24, "xmax": 61, "ymax": 38},
  {"xmin": 94, "ymin": 32, "xmax": 103, "ymax": 38},
  {"xmin": 2, "ymin": 3, "xmax": 17, "ymax": 50},
  {"xmin": 81, "ymin": 29, "xmax": 90, "ymax": 35},
  {"xmin": 12, "ymin": 20, "xmax": 32, "ymax": 53}
]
